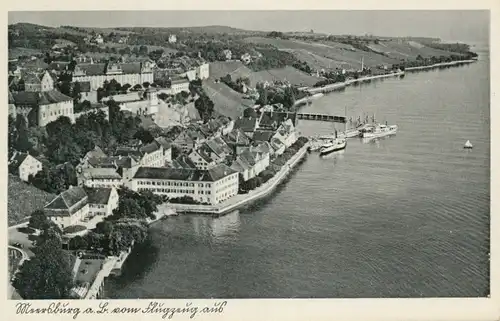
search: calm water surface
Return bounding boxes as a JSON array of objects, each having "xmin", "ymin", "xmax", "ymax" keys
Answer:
[{"xmin": 106, "ymin": 53, "xmax": 490, "ymax": 298}]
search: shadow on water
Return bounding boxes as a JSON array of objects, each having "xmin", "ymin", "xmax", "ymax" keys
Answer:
[{"xmin": 105, "ymin": 236, "xmax": 160, "ymax": 292}]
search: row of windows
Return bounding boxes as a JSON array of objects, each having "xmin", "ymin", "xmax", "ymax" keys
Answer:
[
  {"xmin": 137, "ymin": 187, "xmax": 211, "ymax": 195},
  {"xmin": 41, "ymin": 107, "xmax": 72, "ymax": 119},
  {"xmin": 216, "ymin": 181, "xmax": 238, "ymax": 194},
  {"xmin": 138, "ymin": 181, "xmax": 211, "ymax": 188}
]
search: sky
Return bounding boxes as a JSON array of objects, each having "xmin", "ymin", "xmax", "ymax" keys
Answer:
[{"xmin": 8, "ymin": 10, "xmax": 490, "ymax": 43}]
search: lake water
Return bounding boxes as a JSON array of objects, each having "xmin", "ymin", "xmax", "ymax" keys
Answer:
[{"xmin": 106, "ymin": 52, "xmax": 490, "ymax": 298}]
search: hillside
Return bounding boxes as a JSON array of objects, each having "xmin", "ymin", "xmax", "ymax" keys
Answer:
[
  {"xmin": 203, "ymin": 79, "xmax": 255, "ymax": 120},
  {"xmin": 209, "ymin": 61, "xmax": 318, "ymax": 87},
  {"xmin": 8, "ymin": 174, "xmax": 55, "ymax": 226}
]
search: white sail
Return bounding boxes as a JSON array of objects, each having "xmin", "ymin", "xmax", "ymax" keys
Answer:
[{"xmin": 464, "ymin": 140, "xmax": 473, "ymax": 148}]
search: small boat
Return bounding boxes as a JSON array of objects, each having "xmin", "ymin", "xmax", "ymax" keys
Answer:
[
  {"xmin": 361, "ymin": 124, "xmax": 398, "ymax": 139},
  {"xmin": 464, "ymin": 140, "xmax": 473, "ymax": 149},
  {"xmin": 342, "ymin": 128, "xmax": 361, "ymax": 138},
  {"xmin": 319, "ymin": 138, "xmax": 347, "ymax": 156}
]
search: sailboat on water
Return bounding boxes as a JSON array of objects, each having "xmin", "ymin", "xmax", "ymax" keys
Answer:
[{"xmin": 464, "ymin": 140, "xmax": 473, "ymax": 149}]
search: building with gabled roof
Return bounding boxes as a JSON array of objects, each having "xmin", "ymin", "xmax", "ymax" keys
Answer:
[
  {"xmin": 131, "ymin": 163, "xmax": 239, "ymax": 205},
  {"xmin": 8, "ymin": 152, "xmax": 43, "ymax": 182},
  {"xmin": 171, "ymin": 154, "xmax": 197, "ymax": 170},
  {"xmin": 44, "ymin": 186, "xmax": 90, "ymax": 229},
  {"xmin": 234, "ymin": 116, "xmax": 259, "ymax": 138},
  {"xmin": 84, "ymin": 187, "xmax": 119, "ymax": 219},
  {"xmin": 155, "ymin": 136, "xmax": 173, "ymax": 165},
  {"xmin": 78, "ymin": 167, "xmax": 123, "ymax": 189}
]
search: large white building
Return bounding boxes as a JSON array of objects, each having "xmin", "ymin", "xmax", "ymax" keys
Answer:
[
  {"xmin": 10, "ymin": 70, "xmax": 74, "ymax": 127},
  {"xmin": 84, "ymin": 187, "xmax": 119, "ymax": 220},
  {"xmin": 78, "ymin": 167, "xmax": 123, "ymax": 188},
  {"xmin": 132, "ymin": 164, "xmax": 239, "ymax": 205},
  {"xmin": 72, "ymin": 62, "xmax": 154, "ymax": 91},
  {"xmin": 45, "ymin": 186, "xmax": 90, "ymax": 229}
]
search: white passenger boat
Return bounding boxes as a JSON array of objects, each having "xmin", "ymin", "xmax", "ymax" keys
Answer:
[
  {"xmin": 361, "ymin": 124, "xmax": 398, "ymax": 139},
  {"xmin": 319, "ymin": 138, "xmax": 347, "ymax": 156}
]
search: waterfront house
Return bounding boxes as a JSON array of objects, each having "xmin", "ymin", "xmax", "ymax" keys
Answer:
[
  {"xmin": 84, "ymin": 187, "xmax": 119, "ymax": 220},
  {"xmin": 78, "ymin": 167, "xmax": 123, "ymax": 188},
  {"xmin": 131, "ymin": 164, "xmax": 239, "ymax": 205},
  {"xmin": 8, "ymin": 152, "xmax": 43, "ymax": 182},
  {"xmin": 72, "ymin": 61, "xmax": 154, "ymax": 91},
  {"xmin": 231, "ymin": 148, "xmax": 270, "ymax": 181},
  {"xmin": 258, "ymin": 111, "xmax": 298, "ymax": 131},
  {"xmin": 274, "ymin": 119, "xmax": 297, "ymax": 147},
  {"xmin": 45, "ymin": 186, "xmax": 89, "ymax": 229},
  {"xmin": 252, "ymin": 130, "xmax": 276, "ymax": 144},
  {"xmin": 270, "ymin": 137, "xmax": 286, "ymax": 155}
]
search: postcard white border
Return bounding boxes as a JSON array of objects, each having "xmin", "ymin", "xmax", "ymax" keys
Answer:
[{"xmin": 1, "ymin": 1, "xmax": 498, "ymax": 321}]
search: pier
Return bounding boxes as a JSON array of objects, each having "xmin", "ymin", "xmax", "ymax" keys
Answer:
[{"xmin": 297, "ymin": 113, "xmax": 346, "ymax": 123}]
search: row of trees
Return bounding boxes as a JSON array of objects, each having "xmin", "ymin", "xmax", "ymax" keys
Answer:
[{"xmin": 219, "ymin": 74, "xmax": 250, "ymax": 93}]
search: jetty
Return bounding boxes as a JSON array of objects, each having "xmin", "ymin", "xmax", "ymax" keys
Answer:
[{"xmin": 297, "ymin": 113, "xmax": 346, "ymax": 123}]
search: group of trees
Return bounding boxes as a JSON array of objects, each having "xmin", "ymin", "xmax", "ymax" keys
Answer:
[
  {"xmin": 255, "ymin": 83, "xmax": 306, "ymax": 110},
  {"xmin": 8, "ymin": 115, "xmax": 35, "ymax": 159},
  {"xmin": 14, "ymin": 211, "xmax": 74, "ymax": 299},
  {"xmin": 219, "ymin": 74, "xmax": 250, "ymax": 93}
]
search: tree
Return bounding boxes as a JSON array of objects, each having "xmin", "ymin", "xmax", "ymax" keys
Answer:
[
  {"xmin": 243, "ymin": 107, "xmax": 258, "ymax": 118},
  {"xmin": 28, "ymin": 210, "xmax": 49, "ymax": 230},
  {"xmin": 142, "ymin": 81, "xmax": 150, "ymax": 89},
  {"xmin": 194, "ymin": 92, "xmax": 215, "ymax": 122},
  {"xmin": 14, "ymin": 234, "xmax": 74, "ymax": 299},
  {"xmin": 14, "ymin": 115, "xmax": 32, "ymax": 152},
  {"xmin": 133, "ymin": 128, "xmax": 154, "ymax": 144},
  {"xmin": 8, "ymin": 115, "xmax": 18, "ymax": 158}
]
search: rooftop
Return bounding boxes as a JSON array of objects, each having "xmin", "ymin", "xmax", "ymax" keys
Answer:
[{"xmin": 134, "ymin": 163, "xmax": 237, "ymax": 182}]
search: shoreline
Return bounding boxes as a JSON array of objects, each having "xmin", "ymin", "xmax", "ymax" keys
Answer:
[
  {"xmin": 169, "ymin": 142, "xmax": 310, "ymax": 215},
  {"xmin": 304, "ymin": 59, "xmax": 476, "ymax": 95}
]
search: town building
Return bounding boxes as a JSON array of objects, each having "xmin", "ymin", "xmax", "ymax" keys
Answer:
[
  {"xmin": 188, "ymin": 149, "xmax": 217, "ymax": 170},
  {"xmin": 84, "ymin": 187, "xmax": 119, "ymax": 219},
  {"xmin": 234, "ymin": 116, "xmax": 259, "ymax": 139},
  {"xmin": 8, "ymin": 152, "xmax": 43, "ymax": 182},
  {"xmin": 103, "ymin": 88, "xmax": 158, "ymax": 115},
  {"xmin": 114, "ymin": 141, "xmax": 164, "ymax": 167},
  {"xmin": 173, "ymin": 128, "xmax": 206, "ymax": 152},
  {"xmin": 72, "ymin": 62, "xmax": 154, "ymax": 91},
  {"xmin": 44, "ymin": 186, "xmax": 90, "ymax": 229},
  {"xmin": 131, "ymin": 164, "xmax": 239, "ymax": 205},
  {"xmin": 170, "ymin": 76, "xmax": 190, "ymax": 94},
  {"xmin": 77, "ymin": 81, "xmax": 98, "ymax": 103},
  {"xmin": 154, "ymin": 137, "xmax": 173, "ymax": 165},
  {"xmin": 222, "ymin": 49, "xmax": 232, "ymax": 61},
  {"xmin": 23, "ymin": 70, "xmax": 57, "ymax": 92},
  {"xmin": 240, "ymin": 53, "xmax": 252, "ymax": 64},
  {"xmin": 78, "ymin": 167, "xmax": 123, "ymax": 188},
  {"xmin": 171, "ymin": 154, "xmax": 197, "ymax": 169},
  {"xmin": 168, "ymin": 34, "xmax": 177, "ymax": 43},
  {"xmin": 11, "ymin": 90, "xmax": 74, "ymax": 127},
  {"xmin": 231, "ymin": 147, "xmax": 270, "ymax": 181}
]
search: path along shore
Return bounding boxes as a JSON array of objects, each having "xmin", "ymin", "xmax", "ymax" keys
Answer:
[
  {"xmin": 170, "ymin": 142, "xmax": 310, "ymax": 215},
  {"xmin": 304, "ymin": 59, "xmax": 476, "ymax": 95}
]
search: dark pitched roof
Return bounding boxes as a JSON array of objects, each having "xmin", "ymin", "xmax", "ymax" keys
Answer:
[
  {"xmin": 120, "ymin": 63, "xmax": 142, "ymax": 74},
  {"xmin": 49, "ymin": 61, "xmax": 70, "ymax": 71},
  {"xmin": 75, "ymin": 63, "xmax": 106, "ymax": 76},
  {"xmin": 171, "ymin": 155, "xmax": 196, "ymax": 169},
  {"xmin": 84, "ymin": 187, "xmax": 113, "ymax": 205},
  {"xmin": 134, "ymin": 163, "xmax": 236, "ymax": 182},
  {"xmin": 23, "ymin": 72, "xmax": 41, "ymax": 84},
  {"xmin": 45, "ymin": 186, "xmax": 88, "ymax": 216},
  {"xmin": 224, "ymin": 128, "xmax": 252, "ymax": 146},
  {"xmin": 253, "ymin": 130, "xmax": 275, "ymax": 143},
  {"xmin": 234, "ymin": 116, "xmax": 258, "ymax": 132},
  {"xmin": 140, "ymin": 141, "xmax": 161, "ymax": 154},
  {"xmin": 155, "ymin": 137, "xmax": 172, "ymax": 150},
  {"xmin": 259, "ymin": 112, "xmax": 297, "ymax": 129},
  {"xmin": 12, "ymin": 90, "xmax": 72, "ymax": 106},
  {"xmin": 9, "ymin": 152, "xmax": 30, "ymax": 171}
]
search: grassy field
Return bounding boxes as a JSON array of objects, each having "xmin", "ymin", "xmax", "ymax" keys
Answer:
[
  {"xmin": 209, "ymin": 61, "xmax": 320, "ymax": 87},
  {"xmin": 243, "ymin": 37, "xmax": 465, "ymax": 70},
  {"xmin": 8, "ymin": 174, "xmax": 55, "ymax": 226},
  {"xmin": 203, "ymin": 79, "xmax": 255, "ymax": 119},
  {"xmin": 9, "ymin": 47, "xmax": 43, "ymax": 59}
]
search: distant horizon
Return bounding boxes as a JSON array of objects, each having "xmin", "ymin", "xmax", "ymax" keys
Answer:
[{"xmin": 8, "ymin": 11, "xmax": 490, "ymax": 44}]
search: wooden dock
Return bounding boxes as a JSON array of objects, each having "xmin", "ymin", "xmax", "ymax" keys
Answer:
[{"xmin": 297, "ymin": 113, "xmax": 346, "ymax": 123}]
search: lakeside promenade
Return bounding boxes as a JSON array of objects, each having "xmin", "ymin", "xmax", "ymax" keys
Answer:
[
  {"xmin": 305, "ymin": 59, "xmax": 476, "ymax": 95},
  {"xmin": 170, "ymin": 142, "xmax": 310, "ymax": 215}
]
